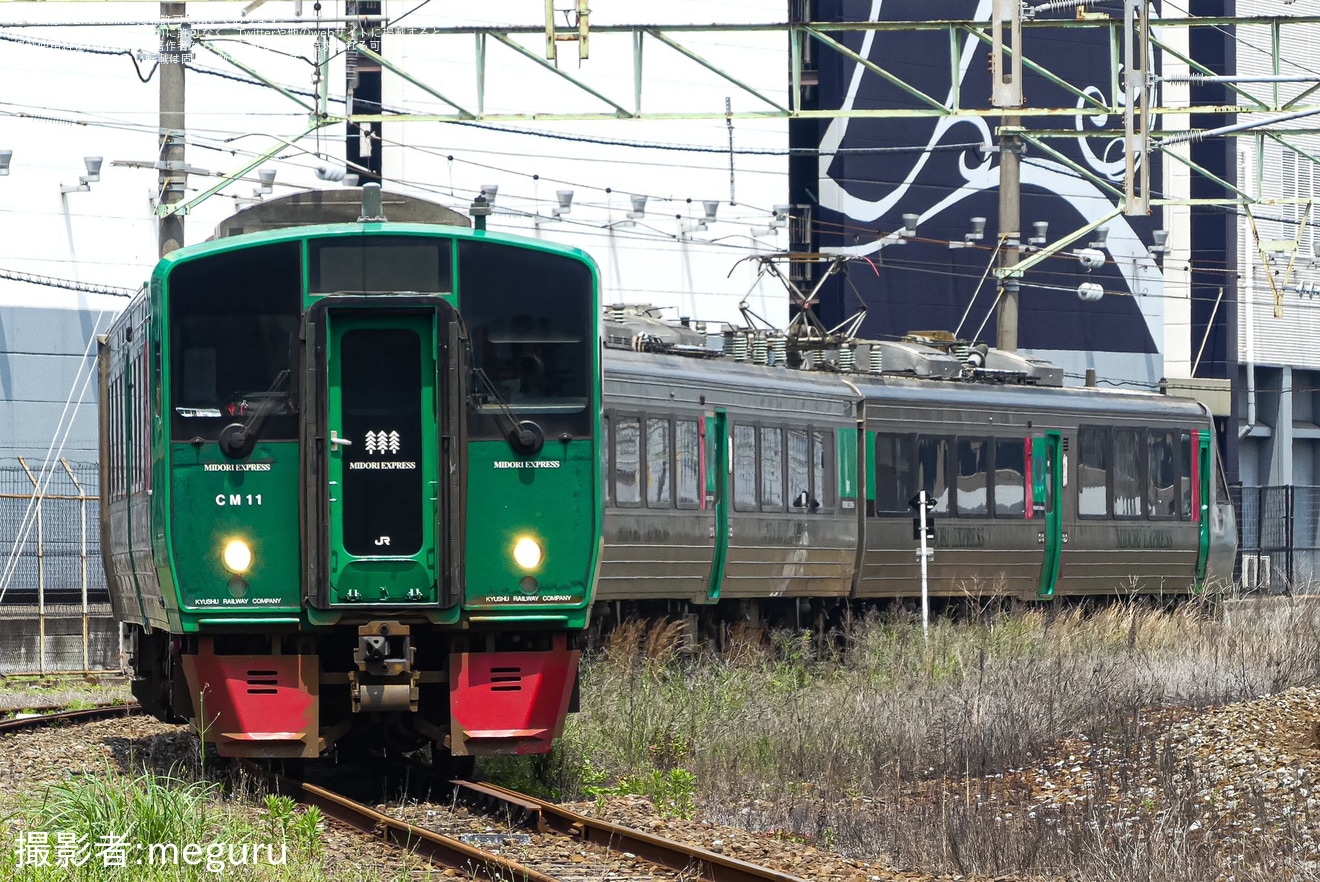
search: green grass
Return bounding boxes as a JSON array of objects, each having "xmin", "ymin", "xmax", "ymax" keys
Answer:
[
  {"xmin": 0, "ymin": 763, "xmax": 428, "ymax": 881},
  {"xmin": 0, "ymin": 674, "xmax": 131, "ymax": 713}
]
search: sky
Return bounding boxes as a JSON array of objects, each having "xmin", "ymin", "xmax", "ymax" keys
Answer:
[{"xmin": 0, "ymin": 0, "xmax": 794, "ymax": 325}]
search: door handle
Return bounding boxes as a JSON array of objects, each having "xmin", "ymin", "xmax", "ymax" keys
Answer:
[{"xmin": 330, "ymin": 430, "xmax": 352, "ymax": 448}]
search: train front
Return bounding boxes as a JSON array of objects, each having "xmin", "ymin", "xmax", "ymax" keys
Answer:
[{"xmin": 149, "ymin": 224, "xmax": 601, "ymax": 759}]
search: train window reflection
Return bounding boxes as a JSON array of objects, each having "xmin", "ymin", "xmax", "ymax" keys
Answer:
[
  {"xmin": 1148, "ymin": 429, "xmax": 1178, "ymax": 519},
  {"xmin": 788, "ymin": 430, "xmax": 811, "ymax": 511},
  {"xmin": 956, "ymin": 438, "xmax": 989, "ymax": 517},
  {"xmin": 812, "ymin": 430, "xmax": 832, "ymax": 510},
  {"xmin": 760, "ymin": 427, "xmax": 784, "ymax": 511},
  {"xmin": 675, "ymin": 420, "xmax": 701, "ymax": 508},
  {"xmin": 603, "ymin": 415, "xmax": 611, "ymax": 506},
  {"xmin": 1114, "ymin": 429, "xmax": 1143, "ymax": 518},
  {"xmin": 646, "ymin": 418, "xmax": 671, "ymax": 508},
  {"xmin": 917, "ymin": 436, "xmax": 950, "ymax": 515},
  {"xmin": 615, "ymin": 417, "xmax": 641, "ymax": 506},
  {"xmin": 734, "ymin": 424, "xmax": 757, "ymax": 512},
  {"xmin": 1180, "ymin": 431, "xmax": 1194, "ymax": 520},
  {"xmin": 309, "ymin": 237, "xmax": 451, "ymax": 294},
  {"xmin": 993, "ymin": 439, "xmax": 1026, "ymax": 517},
  {"xmin": 168, "ymin": 242, "xmax": 301, "ymax": 442},
  {"xmin": 874, "ymin": 433, "xmax": 912, "ymax": 515},
  {"xmin": 1078, "ymin": 427, "xmax": 1109, "ymax": 517},
  {"xmin": 460, "ymin": 241, "xmax": 592, "ymax": 439}
]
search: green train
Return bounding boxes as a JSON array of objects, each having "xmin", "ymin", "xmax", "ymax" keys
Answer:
[{"xmin": 99, "ymin": 201, "xmax": 601, "ymax": 760}]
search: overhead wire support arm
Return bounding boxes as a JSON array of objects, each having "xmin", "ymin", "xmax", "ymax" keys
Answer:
[
  {"xmin": 158, "ymin": 120, "xmax": 332, "ymax": 217},
  {"xmin": 193, "ymin": 36, "xmax": 316, "ymax": 114},
  {"xmin": 1017, "ymin": 132, "xmax": 1126, "ymax": 200},
  {"xmin": 339, "ymin": 37, "xmax": 475, "ymax": 120},
  {"xmin": 486, "ymin": 31, "xmax": 633, "ymax": 118},
  {"xmin": 1000, "ymin": 207, "xmax": 1124, "ymax": 280}
]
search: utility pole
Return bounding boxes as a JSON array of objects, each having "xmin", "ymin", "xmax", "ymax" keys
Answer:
[
  {"xmin": 346, "ymin": 1, "xmax": 384, "ymax": 184},
  {"xmin": 991, "ymin": 0, "xmax": 1024, "ymax": 352},
  {"xmin": 158, "ymin": 2, "xmax": 187, "ymax": 258},
  {"xmin": 997, "ymin": 120, "xmax": 1022, "ymax": 352}
]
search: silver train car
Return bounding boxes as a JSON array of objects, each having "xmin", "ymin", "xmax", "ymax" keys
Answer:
[{"xmin": 594, "ymin": 313, "xmax": 1237, "ymax": 616}]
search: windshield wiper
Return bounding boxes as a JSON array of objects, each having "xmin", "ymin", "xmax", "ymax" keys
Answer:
[
  {"xmin": 218, "ymin": 370, "xmax": 291, "ymax": 459},
  {"xmin": 470, "ymin": 367, "xmax": 544, "ymax": 456}
]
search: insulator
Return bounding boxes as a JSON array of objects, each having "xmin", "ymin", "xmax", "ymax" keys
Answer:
[
  {"xmin": 770, "ymin": 334, "xmax": 787, "ymax": 367},
  {"xmin": 732, "ymin": 332, "xmax": 748, "ymax": 362},
  {"xmin": 752, "ymin": 332, "xmax": 769, "ymax": 365},
  {"xmin": 869, "ymin": 345, "xmax": 884, "ymax": 373},
  {"xmin": 346, "ymin": 49, "xmax": 360, "ymax": 88},
  {"xmin": 839, "ymin": 344, "xmax": 854, "ymax": 372},
  {"xmin": 611, "ymin": 305, "xmax": 625, "ymax": 321}
]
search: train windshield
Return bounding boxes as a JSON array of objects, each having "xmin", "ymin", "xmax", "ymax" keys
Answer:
[
  {"xmin": 167, "ymin": 241, "xmax": 303, "ymax": 442},
  {"xmin": 460, "ymin": 240, "xmax": 593, "ymax": 438}
]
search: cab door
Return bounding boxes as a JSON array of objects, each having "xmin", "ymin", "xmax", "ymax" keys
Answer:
[{"xmin": 324, "ymin": 310, "xmax": 441, "ymax": 606}]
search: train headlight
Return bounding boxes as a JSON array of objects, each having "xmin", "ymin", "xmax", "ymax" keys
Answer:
[
  {"xmin": 512, "ymin": 536, "xmax": 543, "ymax": 570},
  {"xmin": 222, "ymin": 539, "xmax": 253, "ymax": 574}
]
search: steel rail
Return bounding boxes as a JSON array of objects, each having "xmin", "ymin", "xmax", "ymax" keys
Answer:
[
  {"xmin": 0, "ymin": 702, "xmax": 139, "ymax": 732},
  {"xmin": 242, "ymin": 762, "xmax": 560, "ymax": 882},
  {"xmin": 453, "ymin": 779, "xmax": 809, "ymax": 882}
]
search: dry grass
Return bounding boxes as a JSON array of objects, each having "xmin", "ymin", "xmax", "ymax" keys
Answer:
[{"xmin": 545, "ymin": 596, "xmax": 1320, "ymax": 881}]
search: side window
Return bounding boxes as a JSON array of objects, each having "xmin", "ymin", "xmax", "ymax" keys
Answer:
[
  {"xmin": 993, "ymin": 438, "xmax": 1026, "ymax": 517},
  {"xmin": 615, "ymin": 416, "xmax": 641, "ymax": 506},
  {"xmin": 1148, "ymin": 429, "xmax": 1177, "ymax": 519},
  {"xmin": 1214, "ymin": 446, "xmax": 1231, "ymax": 506},
  {"xmin": 760, "ymin": 426, "xmax": 784, "ymax": 511},
  {"xmin": 733, "ymin": 424, "xmax": 758, "ymax": 512},
  {"xmin": 917, "ymin": 435, "xmax": 950, "ymax": 514},
  {"xmin": 1113, "ymin": 429, "xmax": 1143, "ymax": 518},
  {"xmin": 955, "ymin": 437, "xmax": 989, "ymax": 517},
  {"xmin": 646, "ymin": 418, "xmax": 671, "ymax": 508},
  {"xmin": 1078, "ymin": 426, "xmax": 1109, "ymax": 517},
  {"xmin": 874, "ymin": 433, "xmax": 913, "ymax": 515},
  {"xmin": 1179, "ymin": 431, "xmax": 1194, "ymax": 521},
  {"xmin": 812, "ymin": 429, "xmax": 833, "ymax": 510},
  {"xmin": 787, "ymin": 429, "xmax": 812, "ymax": 511},
  {"xmin": 602, "ymin": 414, "xmax": 611, "ymax": 507},
  {"xmin": 676, "ymin": 419, "xmax": 701, "ymax": 508}
]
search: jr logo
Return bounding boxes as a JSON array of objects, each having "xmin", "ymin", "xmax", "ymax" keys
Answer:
[{"xmin": 374, "ymin": 536, "xmax": 391, "ymax": 547}]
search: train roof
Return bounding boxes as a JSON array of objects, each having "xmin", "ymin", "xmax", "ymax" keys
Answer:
[
  {"xmin": 604, "ymin": 347, "xmax": 856, "ymax": 400},
  {"xmin": 151, "ymin": 222, "xmax": 598, "ymax": 282},
  {"xmin": 603, "ymin": 347, "xmax": 1209, "ymax": 421}
]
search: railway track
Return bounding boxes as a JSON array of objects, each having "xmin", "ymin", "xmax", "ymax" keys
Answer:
[
  {"xmin": 0, "ymin": 702, "xmax": 140, "ymax": 731},
  {"xmin": 251, "ymin": 759, "xmax": 808, "ymax": 882},
  {"xmin": 0, "ymin": 706, "xmax": 807, "ymax": 882}
]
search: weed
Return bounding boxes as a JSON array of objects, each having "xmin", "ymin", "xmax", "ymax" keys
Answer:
[{"xmin": 558, "ymin": 599, "xmax": 1320, "ymax": 881}]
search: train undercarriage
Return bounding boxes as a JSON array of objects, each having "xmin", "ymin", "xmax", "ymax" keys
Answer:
[{"xmin": 125, "ymin": 623, "xmax": 580, "ymax": 760}]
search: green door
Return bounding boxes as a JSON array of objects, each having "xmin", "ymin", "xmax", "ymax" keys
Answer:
[
  {"xmin": 704, "ymin": 410, "xmax": 729, "ymax": 603},
  {"xmin": 325, "ymin": 311, "xmax": 441, "ymax": 606},
  {"xmin": 1032, "ymin": 431, "xmax": 1063, "ymax": 598},
  {"xmin": 1195, "ymin": 430, "xmax": 1212, "ymax": 588}
]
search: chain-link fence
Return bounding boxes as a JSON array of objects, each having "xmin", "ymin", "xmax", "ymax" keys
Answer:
[
  {"xmin": 1232, "ymin": 484, "xmax": 1320, "ymax": 593},
  {"xmin": 0, "ymin": 459, "xmax": 118, "ymax": 674}
]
